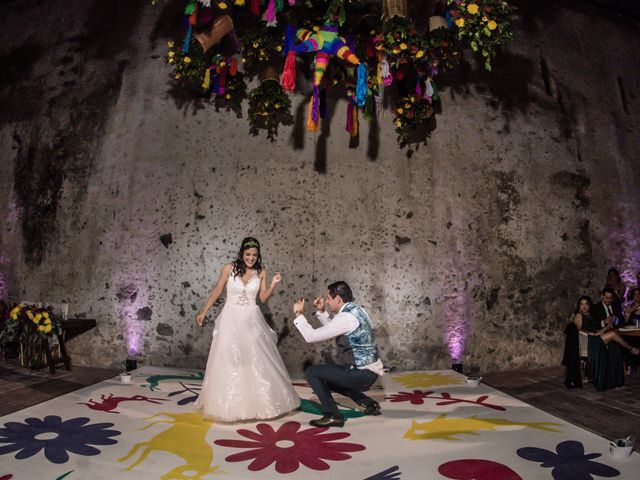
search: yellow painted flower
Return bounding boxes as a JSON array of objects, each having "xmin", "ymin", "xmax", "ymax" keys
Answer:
[
  {"xmin": 488, "ymin": 20, "xmax": 497, "ymax": 30},
  {"xmin": 184, "ymin": 56, "xmax": 191, "ymax": 64},
  {"xmin": 167, "ymin": 41, "xmax": 175, "ymax": 48},
  {"xmin": 400, "ymin": 43, "xmax": 408, "ymax": 50},
  {"xmin": 415, "ymin": 50, "xmax": 424, "ymax": 59},
  {"xmin": 455, "ymin": 18, "xmax": 465, "ymax": 27},
  {"xmin": 218, "ymin": 2, "xmax": 228, "ymax": 9},
  {"xmin": 467, "ymin": 4, "xmax": 479, "ymax": 14},
  {"xmin": 397, "ymin": 108, "xmax": 404, "ymax": 114}
]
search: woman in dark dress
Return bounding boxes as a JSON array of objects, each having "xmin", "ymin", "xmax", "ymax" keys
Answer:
[{"xmin": 572, "ymin": 295, "xmax": 639, "ymax": 391}]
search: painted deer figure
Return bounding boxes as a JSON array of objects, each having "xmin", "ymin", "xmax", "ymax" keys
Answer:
[
  {"xmin": 118, "ymin": 412, "xmax": 219, "ymax": 479},
  {"xmin": 79, "ymin": 393, "xmax": 167, "ymax": 413}
]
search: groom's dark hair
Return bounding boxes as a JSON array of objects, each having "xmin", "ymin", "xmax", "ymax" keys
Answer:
[{"xmin": 327, "ymin": 281, "xmax": 354, "ymax": 303}]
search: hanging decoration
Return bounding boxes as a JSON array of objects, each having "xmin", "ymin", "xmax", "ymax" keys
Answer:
[{"xmin": 160, "ymin": 0, "xmax": 516, "ymax": 147}]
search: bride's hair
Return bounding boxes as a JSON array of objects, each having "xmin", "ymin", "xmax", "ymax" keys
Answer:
[{"xmin": 232, "ymin": 237, "xmax": 263, "ymax": 278}]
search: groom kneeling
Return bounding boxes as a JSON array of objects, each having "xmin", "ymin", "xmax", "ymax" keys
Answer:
[{"xmin": 292, "ymin": 281, "xmax": 384, "ymax": 427}]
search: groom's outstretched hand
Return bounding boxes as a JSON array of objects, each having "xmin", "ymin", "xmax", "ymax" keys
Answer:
[{"xmin": 293, "ymin": 298, "xmax": 305, "ymax": 316}]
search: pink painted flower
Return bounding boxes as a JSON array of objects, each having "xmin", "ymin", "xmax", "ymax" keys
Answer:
[{"xmin": 214, "ymin": 421, "xmax": 365, "ymax": 473}]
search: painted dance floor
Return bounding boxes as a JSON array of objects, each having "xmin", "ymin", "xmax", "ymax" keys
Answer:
[{"xmin": 1, "ymin": 366, "xmax": 638, "ymax": 479}]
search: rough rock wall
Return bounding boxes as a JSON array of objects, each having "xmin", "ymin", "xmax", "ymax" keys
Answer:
[{"xmin": 0, "ymin": 1, "xmax": 638, "ymax": 374}]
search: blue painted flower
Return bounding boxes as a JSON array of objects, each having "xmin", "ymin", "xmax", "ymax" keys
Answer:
[
  {"xmin": 517, "ymin": 440, "xmax": 620, "ymax": 480},
  {"xmin": 364, "ymin": 465, "xmax": 401, "ymax": 479},
  {"xmin": 0, "ymin": 416, "xmax": 120, "ymax": 464}
]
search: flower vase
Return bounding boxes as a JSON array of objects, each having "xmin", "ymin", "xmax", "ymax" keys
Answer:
[
  {"xmin": 382, "ymin": 0, "xmax": 408, "ymax": 20},
  {"xmin": 428, "ymin": 15, "xmax": 447, "ymax": 32},
  {"xmin": 195, "ymin": 15, "xmax": 234, "ymax": 53}
]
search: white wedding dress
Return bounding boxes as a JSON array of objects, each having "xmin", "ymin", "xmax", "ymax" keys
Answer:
[{"xmin": 196, "ymin": 271, "xmax": 300, "ymax": 421}]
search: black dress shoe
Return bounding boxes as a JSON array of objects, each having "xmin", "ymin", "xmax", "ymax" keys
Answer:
[
  {"xmin": 361, "ymin": 399, "xmax": 382, "ymax": 416},
  {"xmin": 309, "ymin": 415, "xmax": 345, "ymax": 428}
]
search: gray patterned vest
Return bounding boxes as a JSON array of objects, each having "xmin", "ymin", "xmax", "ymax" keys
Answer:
[{"xmin": 342, "ymin": 302, "xmax": 379, "ymax": 367}]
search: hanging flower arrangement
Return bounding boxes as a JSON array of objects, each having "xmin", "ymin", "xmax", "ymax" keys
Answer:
[
  {"xmin": 210, "ymin": 55, "xmax": 248, "ymax": 116},
  {"xmin": 167, "ymin": 39, "xmax": 209, "ymax": 88},
  {"xmin": 375, "ymin": 16, "xmax": 422, "ymax": 68},
  {"xmin": 447, "ymin": 0, "xmax": 514, "ymax": 70},
  {"xmin": 248, "ymin": 69, "xmax": 293, "ymax": 139},
  {"xmin": 241, "ymin": 24, "xmax": 284, "ymax": 69},
  {"xmin": 393, "ymin": 94, "xmax": 434, "ymax": 145}
]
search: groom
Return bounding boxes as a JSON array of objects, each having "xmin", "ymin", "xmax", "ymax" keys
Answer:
[{"xmin": 292, "ymin": 281, "xmax": 384, "ymax": 427}]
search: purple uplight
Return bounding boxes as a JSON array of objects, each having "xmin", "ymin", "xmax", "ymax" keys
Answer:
[
  {"xmin": 116, "ymin": 283, "xmax": 145, "ymax": 358},
  {"xmin": 443, "ymin": 293, "xmax": 470, "ymax": 362}
]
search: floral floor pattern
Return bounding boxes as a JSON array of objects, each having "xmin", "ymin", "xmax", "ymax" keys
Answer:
[{"xmin": 0, "ymin": 366, "xmax": 638, "ymax": 479}]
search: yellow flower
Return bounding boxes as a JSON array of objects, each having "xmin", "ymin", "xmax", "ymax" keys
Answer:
[
  {"xmin": 218, "ymin": 2, "xmax": 228, "ymax": 9},
  {"xmin": 455, "ymin": 18, "xmax": 465, "ymax": 27},
  {"xmin": 415, "ymin": 50, "xmax": 424, "ymax": 59},
  {"xmin": 312, "ymin": 26, "xmax": 320, "ymax": 32},
  {"xmin": 10, "ymin": 306, "xmax": 21, "ymax": 320},
  {"xmin": 253, "ymin": 42, "xmax": 259, "ymax": 48},
  {"xmin": 276, "ymin": 46, "xmax": 282, "ymax": 51},
  {"xmin": 225, "ymin": 94, "xmax": 231, "ymax": 99},
  {"xmin": 275, "ymin": 103, "xmax": 280, "ymax": 108},
  {"xmin": 167, "ymin": 41, "xmax": 175, "ymax": 48},
  {"xmin": 175, "ymin": 73, "xmax": 182, "ymax": 79},
  {"xmin": 234, "ymin": 0, "xmax": 245, "ymax": 5},
  {"xmin": 395, "ymin": 120, "xmax": 403, "ymax": 127},
  {"xmin": 397, "ymin": 108, "xmax": 404, "ymax": 114},
  {"xmin": 241, "ymin": 57, "xmax": 247, "ymax": 63},
  {"xmin": 467, "ymin": 4, "xmax": 479, "ymax": 14},
  {"xmin": 400, "ymin": 43, "xmax": 407, "ymax": 50},
  {"xmin": 168, "ymin": 51, "xmax": 175, "ymax": 57},
  {"xmin": 169, "ymin": 58, "xmax": 175, "ymax": 64},
  {"xmin": 220, "ymin": 61, "xmax": 226, "ymax": 67},
  {"xmin": 482, "ymin": 16, "xmax": 488, "ymax": 22},
  {"xmin": 404, "ymin": 103, "xmax": 411, "ymax": 109},
  {"xmin": 370, "ymin": 29, "xmax": 376, "ymax": 35},
  {"xmin": 34, "ymin": 313, "xmax": 42, "ymax": 323},
  {"xmin": 488, "ymin": 20, "xmax": 497, "ymax": 30},
  {"xmin": 27, "ymin": 311, "xmax": 33, "ymax": 320},
  {"xmin": 392, "ymin": 47, "xmax": 401, "ymax": 54},
  {"xmin": 44, "ymin": 325, "xmax": 53, "ymax": 333},
  {"xmin": 184, "ymin": 56, "xmax": 191, "ymax": 64},
  {"xmin": 38, "ymin": 325, "xmax": 45, "ymax": 332}
]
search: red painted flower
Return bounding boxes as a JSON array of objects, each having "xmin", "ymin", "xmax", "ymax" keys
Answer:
[
  {"xmin": 214, "ymin": 421, "xmax": 365, "ymax": 474},
  {"xmin": 386, "ymin": 390, "xmax": 433, "ymax": 404}
]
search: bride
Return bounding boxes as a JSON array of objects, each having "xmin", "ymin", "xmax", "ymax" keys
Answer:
[{"xmin": 195, "ymin": 237, "xmax": 299, "ymax": 421}]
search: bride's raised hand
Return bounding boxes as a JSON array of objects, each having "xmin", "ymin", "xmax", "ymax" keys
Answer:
[{"xmin": 271, "ymin": 272, "xmax": 282, "ymax": 286}]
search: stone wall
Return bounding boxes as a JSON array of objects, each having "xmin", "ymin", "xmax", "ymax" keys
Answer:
[{"xmin": 1, "ymin": 0, "xmax": 639, "ymax": 374}]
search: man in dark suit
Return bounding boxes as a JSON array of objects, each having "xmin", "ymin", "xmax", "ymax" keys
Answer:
[{"xmin": 592, "ymin": 287, "xmax": 625, "ymax": 328}]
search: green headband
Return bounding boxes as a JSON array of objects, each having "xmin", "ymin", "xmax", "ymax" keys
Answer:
[{"xmin": 243, "ymin": 241, "xmax": 259, "ymax": 248}]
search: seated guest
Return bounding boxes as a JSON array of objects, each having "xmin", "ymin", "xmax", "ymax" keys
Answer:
[
  {"xmin": 592, "ymin": 287, "xmax": 625, "ymax": 328},
  {"xmin": 604, "ymin": 268, "xmax": 626, "ymax": 313},
  {"xmin": 573, "ymin": 295, "xmax": 639, "ymax": 391},
  {"xmin": 624, "ymin": 288, "xmax": 640, "ymax": 326}
]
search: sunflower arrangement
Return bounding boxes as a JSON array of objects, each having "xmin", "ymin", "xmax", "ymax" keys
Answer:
[
  {"xmin": 248, "ymin": 78, "xmax": 292, "ymax": 140},
  {"xmin": 447, "ymin": 0, "xmax": 514, "ymax": 70},
  {"xmin": 167, "ymin": 38, "xmax": 209, "ymax": 87},
  {"xmin": 241, "ymin": 24, "xmax": 283, "ymax": 70},
  {"xmin": 393, "ymin": 94, "xmax": 434, "ymax": 145}
]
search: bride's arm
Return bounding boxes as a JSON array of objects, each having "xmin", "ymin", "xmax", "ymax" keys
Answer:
[
  {"xmin": 259, "ymin": 268, "xmax": 281, "ymax": 303},
  {"xmin": 196, "ymin": 264, "xmax": 232, "ymax": 326}
]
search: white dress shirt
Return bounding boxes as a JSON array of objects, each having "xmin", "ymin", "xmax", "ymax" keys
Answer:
[{"xmin": 293, "ymin": 304, "xmax": 385, "ymax": 375}]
